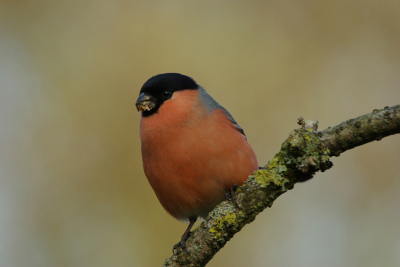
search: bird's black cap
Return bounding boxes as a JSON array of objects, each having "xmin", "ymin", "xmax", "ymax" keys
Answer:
[{"xmin": 140, "ymin": 73, "xmax": 198, "ymax": 95}]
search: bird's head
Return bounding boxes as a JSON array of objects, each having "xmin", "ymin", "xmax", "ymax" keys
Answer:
[{"xmin": 136, "ymin": 73, "xmax": 198, "ymax": 117}]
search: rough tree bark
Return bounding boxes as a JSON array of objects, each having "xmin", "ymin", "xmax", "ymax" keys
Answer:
[{"xmin": 163, "ymin": 104, "xmax": 400, "ymax": 267}]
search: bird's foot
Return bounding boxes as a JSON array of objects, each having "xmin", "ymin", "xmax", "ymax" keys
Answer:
[
  {"xmin": 172, "ymin": 218, "xmax": 196, "ymax": 255},
  {"xmin": 172, "ymin": 231, "xmax": 192, "ymax": 255},
  {"xmin": 225, "ymin": 184, "xmax": 241, "ymax": 208}
]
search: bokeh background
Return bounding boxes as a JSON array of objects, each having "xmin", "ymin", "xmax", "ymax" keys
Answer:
[{"xmin": 1, "ymin": 1, "xmax": 400, "ymax": 267}]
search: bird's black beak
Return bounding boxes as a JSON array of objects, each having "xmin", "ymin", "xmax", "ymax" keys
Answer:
[{"xmin": 136, "ymin": 93, "xmax": 156, "ymax": 112}]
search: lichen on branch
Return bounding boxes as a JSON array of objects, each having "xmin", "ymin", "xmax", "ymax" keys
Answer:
[{"xmin": 163, "ymin": 104, "xmax": 400, "ymax": 267}]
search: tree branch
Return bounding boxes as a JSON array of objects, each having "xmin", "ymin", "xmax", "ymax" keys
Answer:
[
  {"xmin": 318, "ymin": 105, "xmax": 400, "ymax": 156},
  {"xmin": 163, "ymin": 104, "xmax": 400, "ymax": 267}
]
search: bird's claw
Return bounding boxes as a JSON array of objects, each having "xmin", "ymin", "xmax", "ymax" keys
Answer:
[
  {"xmin": 225, "ymin": 184, "xmax": 241, "ymax": 208},
  {"xmin": 173, "ymin": 241, "xmax": 190, "ymax": 255},
  {"xmin": 172, "ymin": 231, "xmax": 193, "ymax": 255}
]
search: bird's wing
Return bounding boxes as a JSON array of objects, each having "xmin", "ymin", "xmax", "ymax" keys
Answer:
[{"xmin": 198, "ymin": 86, "xmax": 247, "ymax": 139}]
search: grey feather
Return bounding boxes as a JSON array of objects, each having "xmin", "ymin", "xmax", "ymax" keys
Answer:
[{"xmin": 198, "ymin": 86, "xmax": 247, "ymax": 139}]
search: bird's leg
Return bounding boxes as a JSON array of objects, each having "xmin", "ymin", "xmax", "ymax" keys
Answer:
[
  {"xmin": 172, "ymin": 217, "xmax": 197, "ymax": 255},
  {"xmin": 225, "ymin": 184, "xmax": 241, "ymax": 208}
]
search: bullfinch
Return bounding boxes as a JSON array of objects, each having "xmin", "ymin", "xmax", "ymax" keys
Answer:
[{"xmin": 136, "ymin": 73, "xmax": 258, "ymax": 253}]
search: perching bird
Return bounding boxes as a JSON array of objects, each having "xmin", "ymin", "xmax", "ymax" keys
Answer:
[{"xmin": 136, "ymin": 73, "xmax": 258, "ymax": 253}]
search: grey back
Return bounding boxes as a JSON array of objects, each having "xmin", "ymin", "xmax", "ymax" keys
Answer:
[{"xmin": 198, "ymin": 86, "xmax": 246, "ymax": 139}]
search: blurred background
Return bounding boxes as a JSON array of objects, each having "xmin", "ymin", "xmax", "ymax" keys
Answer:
[{"xmin": 1, "ymin": 1, "xmax": 400, "ymax": 266}]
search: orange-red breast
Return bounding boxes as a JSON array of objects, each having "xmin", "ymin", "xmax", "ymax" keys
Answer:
[{"xmin": 136, "ymin": 73, "xmax": 258, "ymax": 253}]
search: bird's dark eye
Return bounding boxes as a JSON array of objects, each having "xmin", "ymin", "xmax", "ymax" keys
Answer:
[{"xmin": 162, "ymin": 91, "xmax": 172, "ymax": 99}]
